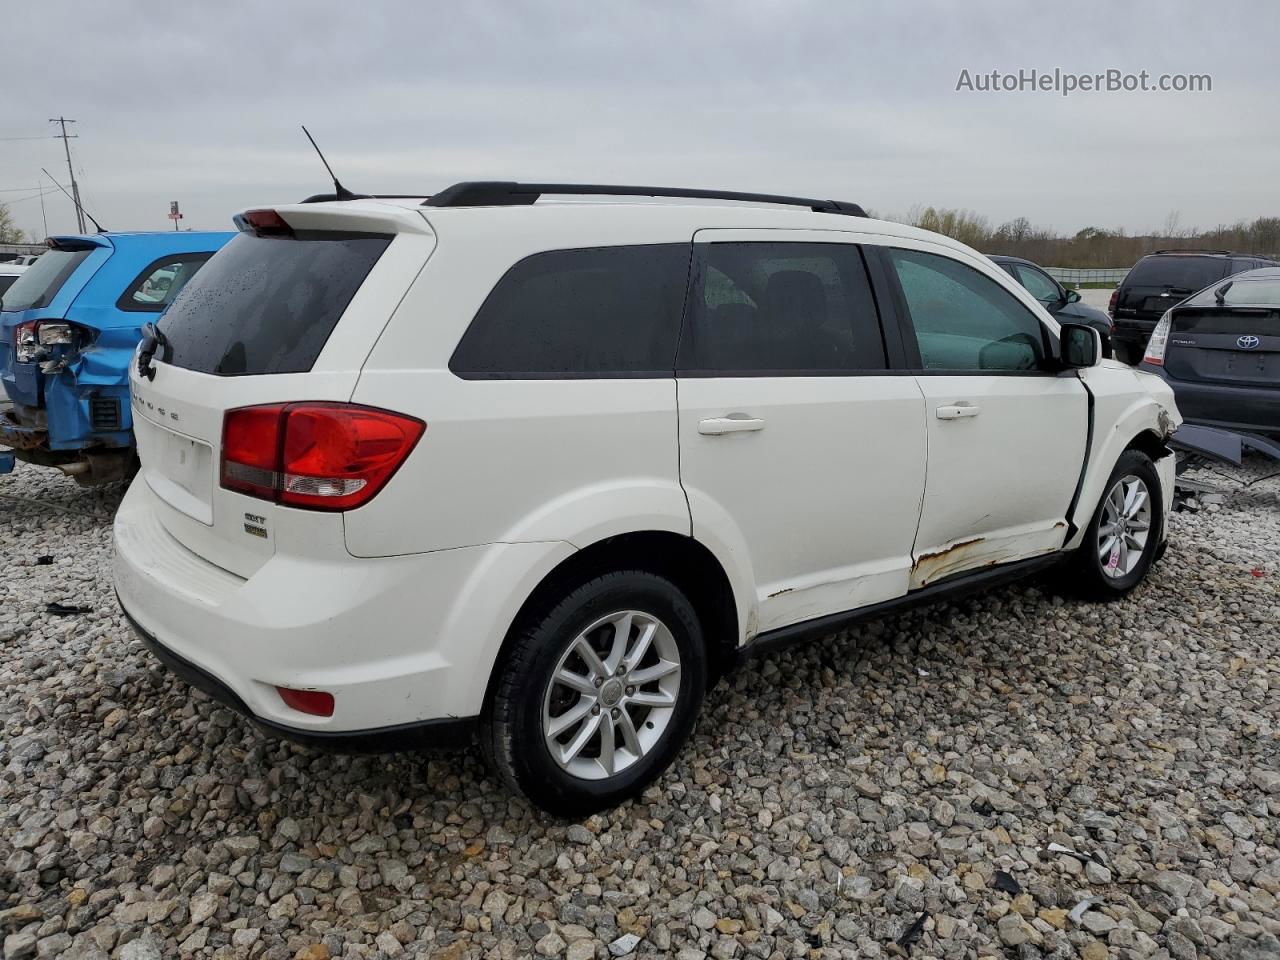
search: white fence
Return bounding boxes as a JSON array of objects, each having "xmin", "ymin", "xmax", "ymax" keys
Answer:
[{"xmin": 1044, "ymin": 266, "xmax": 1129, "ymax": 286}]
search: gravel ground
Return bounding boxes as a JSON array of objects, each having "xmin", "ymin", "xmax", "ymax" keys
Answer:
[{"xmin": 2, "ymin": 456, "xmax": 1278, "ymax": 960}]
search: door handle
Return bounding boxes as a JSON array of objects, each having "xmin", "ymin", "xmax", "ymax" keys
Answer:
[
  {"xmin": 698, "ymin": 415, "xmax": 766, "ymax": 435},
  {"xmin": 935, "ymin": 403, "xmax": 982, "ymax": 420}
]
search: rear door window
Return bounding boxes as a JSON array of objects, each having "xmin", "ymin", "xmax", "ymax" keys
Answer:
[
  {"xmin": 0, "ymin": 248, "xmax": 92, "ymax": 311},
  {"xmin": 450, "ymin": 244, "xmax": 691, "ymax": 377},
  {"xmin": 117, "ymin": 253, "xmax": 215, "ymax": 311},
  {"xmin": 158, "ymin": 231, "xmax": 391, "ymax": 376},
  {"xmin": 678, "ymin": 242, "xmax": 886, "ymax": 373}
]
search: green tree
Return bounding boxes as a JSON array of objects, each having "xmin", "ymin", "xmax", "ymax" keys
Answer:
[{"xmin": 0, "ymin": 202, "xmax": 26, "ymax": 243}]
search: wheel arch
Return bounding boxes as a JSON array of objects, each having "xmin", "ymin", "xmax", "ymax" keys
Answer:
[{"xmin": 481, "ymin": 530, "xmax": 743, "ymax": 714}]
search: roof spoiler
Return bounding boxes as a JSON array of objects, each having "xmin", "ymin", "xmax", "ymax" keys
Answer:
[{"xmin": 421, "ymin": 181, "xmax": 868, "ymax": 217}]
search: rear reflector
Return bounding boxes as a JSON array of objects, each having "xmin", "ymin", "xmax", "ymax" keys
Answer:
[
  {"xmin": 1108, "ymin": 289, "xmax": 1118, "ymax": 316},
  {"xmin": 276, "ymin": 686, "xmax": 335, "ymax": 717},
  {"xmin": 221, "ymin": 402, "xmax": 424, "ymax": 511}
]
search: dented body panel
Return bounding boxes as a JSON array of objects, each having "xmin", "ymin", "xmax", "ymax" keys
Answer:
[{"xmin": 1063, "ymin": 361, "xmax": 1181, "ymax": 551}]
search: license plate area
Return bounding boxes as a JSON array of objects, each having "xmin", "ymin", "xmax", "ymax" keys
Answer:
[{"xmin": 135, "ymin": 414, "xmax": 214, "ymax": 525}]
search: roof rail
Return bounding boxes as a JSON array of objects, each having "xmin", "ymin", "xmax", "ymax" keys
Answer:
[
  {"xmin": 300, "ymin": 193, "xmax": 430, "ymax": 204},
  {"xmin": 422, "ymin": 181, "xmax": 867, "ymax": 217},
  {"xmin": 1151, "ymin": 248, "xmax": 1236, "ymax": 256}
]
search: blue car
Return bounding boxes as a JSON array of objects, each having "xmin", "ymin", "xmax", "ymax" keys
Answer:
[{"xmin": 1, "ymin": 231, "xmax": 233, "ymax": 483}]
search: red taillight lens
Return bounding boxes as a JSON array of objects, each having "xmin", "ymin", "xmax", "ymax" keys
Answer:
[
  {"xmin": 220, "ymin": 404, "xmax": 286, "ymax": 499},
  {"xmin": 240, "ymin": 209, "xmax": 293, "ymax": 237},
  {"xmin": 220, "ymin": 403, "xmax": 424, "ymax": 511},
  {"xmin": 1107, "ymin": 289, "xmax": 1118, "ymax": 316},
  {"xmin": 276, "ymin": 686, "xmax": 335, "ymax": 717}
]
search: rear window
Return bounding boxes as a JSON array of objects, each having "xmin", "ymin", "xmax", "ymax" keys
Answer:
[
  {"xmin": 1124, "ymin": 256, "xmax": 1230, "ymax": 291},
  {"xmin": 158, "ymin": 231, "xmax": 391, "ymax": 376},
  {"xmin": 450, "ymin": 244, "xmax": 691, "ymax": 378},
  {"xmin": 1173, "ymin": 308, "xmax": 1280, "ymax": 336},
  {"xmin": 0, "ymin": 275, "xmax": 18, "ymax": 297},
  {"xmin": 0, "ymin": 248, "xmax": 92, "ymax": 311}
]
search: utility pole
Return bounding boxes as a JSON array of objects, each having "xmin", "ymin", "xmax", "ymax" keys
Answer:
[{"xmin": 49, "ymin": 117, "xmax": 85, "ymax": 233}]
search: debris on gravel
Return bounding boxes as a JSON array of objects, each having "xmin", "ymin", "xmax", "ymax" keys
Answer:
[{"xmin": 2, "ymin": 456, "xmax": 1278, "ymax": 959}]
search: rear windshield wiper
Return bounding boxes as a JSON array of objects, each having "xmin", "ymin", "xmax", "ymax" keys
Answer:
[
  {"xmin": 1214, "ymin": 280, "xmax": 1233, "ymax": 304},
  {"xmin": 137, "ymin": 322, "xmax": 167, "ymax": 381}
]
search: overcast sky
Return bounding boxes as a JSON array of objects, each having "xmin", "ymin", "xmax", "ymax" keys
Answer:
[{"xmin": 1, "ymin": 0, "xmax": 1276, "ymax": 240}]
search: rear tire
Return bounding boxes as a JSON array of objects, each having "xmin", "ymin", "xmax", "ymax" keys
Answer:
[
  {"xmin": 1071, "ymin": 449, "xmax": 1164, "ymax": 600},
  {"xmin": 483, "ymin": 571, "xmax": 706, "ymax": 816}
]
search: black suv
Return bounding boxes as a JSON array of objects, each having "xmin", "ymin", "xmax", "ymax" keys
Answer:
[{"xmin": 1111, "ymin": 250, "xmax": 1278, "ymax": 363}]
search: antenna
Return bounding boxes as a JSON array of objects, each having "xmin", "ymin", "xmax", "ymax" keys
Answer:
[
  {"xmin": 41, "ymin": 167, "xmax": 105, "ymax": 233},
  {"xmin": 301, "ymin": 125, "xmax": 359, "ymax": 201}
]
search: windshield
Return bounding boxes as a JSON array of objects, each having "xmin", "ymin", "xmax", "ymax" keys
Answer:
[
  {"xmin": 0, "ymin": 248, "xmax": 92, "ymax": 311},
  {"xmin": 1202, "ymin": 279, "xmax": 1280, "ymax": 306},
  {"xmin": 1124, "ymin": 257, "xmax": 1230, "ymax": 291},
  {"xmin": 158, "ymin": 230, "xmax": 391, "ymax": 376}
]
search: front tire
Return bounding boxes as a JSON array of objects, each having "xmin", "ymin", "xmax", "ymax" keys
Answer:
[
  {"xmin": 483, "ymin": 571, "xmax": 706, "ymax": 816},
  {"xmin": 1072, "ymin": 449, "xmax": 1164, "ymax": 600}
]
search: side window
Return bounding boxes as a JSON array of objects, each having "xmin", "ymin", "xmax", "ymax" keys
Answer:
[
  {"xmin": 450, "ymin": 244, "xmax": 690, "ymax": 378},
  {"xmin": 888, "ymin": 248, "xmax": 1048, "ymax": 372},
  {"xmin": 1014, "ymin": 264, "xmax": 1062, "ymax": 304},
  {"xmin": 679, "ymin": 242, "xmax": 886, "ymax": 374},
  {"xmin": 117, "ymin": 254, "xmax": 215, "ymax": 312}
]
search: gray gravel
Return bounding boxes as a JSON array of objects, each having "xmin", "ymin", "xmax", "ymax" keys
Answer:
[{"xmin": 2, "ymin": 456, "xmax": 1278, "ymax": 960}]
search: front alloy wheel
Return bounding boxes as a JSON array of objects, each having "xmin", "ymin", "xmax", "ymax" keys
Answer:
[
  {"xmin": 1072, "ymin": 449, "xmax": 1163, "ymax": 599},
  {"xmin": 1097, "ymin": 474, "xmax": 1152, "ymax": 578}
]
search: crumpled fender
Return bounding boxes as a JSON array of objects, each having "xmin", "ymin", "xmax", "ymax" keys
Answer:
[{"xmin": 1064, "ymin": 365, "xmax": 1181, "ymax": 550}]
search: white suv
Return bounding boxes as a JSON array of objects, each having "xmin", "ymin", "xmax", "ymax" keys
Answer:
[{"xmin": 113, "ymin": 182, "xmax": 1181, "ymax": 814}]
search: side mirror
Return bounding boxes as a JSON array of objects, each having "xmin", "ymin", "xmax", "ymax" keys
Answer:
[
  {"xmin": 1064, "ymin": 288, "xmax": 1082, "ymax": 304},
  {"xmin": 1059, "ymin": 322, "xmax": 1100, "ymax": 368}
]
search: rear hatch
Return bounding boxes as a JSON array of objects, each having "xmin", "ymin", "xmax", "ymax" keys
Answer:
[
  {"xmin": 1117, "ymin": 256, "xmax": 1230, "ymax": 325},
  {"xmin": 132, "ymin": 201, "xmax": 436, "ymax": 578},
  {"xmin": 1, "ymin": 237, "xmax": 112, "ymax": 407},
  {"xmin": 1166, "ymin": 305, "xmax": 1279, "ymax": 386}
]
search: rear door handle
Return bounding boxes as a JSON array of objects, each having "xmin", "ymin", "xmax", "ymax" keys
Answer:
[
  {"xmin": 699, "ymin": 415, "xmax": 766, "ymax": 435},
  {"xmin": 935, "ymin": 403, "xmax": 981, "ymax": 420}
]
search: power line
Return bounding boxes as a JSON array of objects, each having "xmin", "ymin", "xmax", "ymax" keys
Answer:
[{"xmin": 0, "ymin": 135, "xmax": 60, "ymax": 142}]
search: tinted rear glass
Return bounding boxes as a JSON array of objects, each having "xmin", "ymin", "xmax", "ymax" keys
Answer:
[
  {"xmin": 680, "ymin": 242, "xmax": 886, "ymax": 373},
  {"xmin": 1125, "ymin": 257, "xmax": 1230, "ymax": 291},
  {"xmin": 0, "ymin": 276, "xmax": 17, "ymax": 296},
  {"xmin": 1, "ymin": 248, "xmax": 92, "ymax": 311},
  {"xmin": 1186, "ymin": 278, "xmax": 1280, "ymax": 308},
  {"xmin": 1173, "ymin": 308, "xmax": 1279, "ymax": 336},
  {"xmin": 158, "ymin": 231, "xmax": 391, "ymax": 376},
  {"xmin": 450, "ymin": 244, "xmax": 691, "ymax": 377}
]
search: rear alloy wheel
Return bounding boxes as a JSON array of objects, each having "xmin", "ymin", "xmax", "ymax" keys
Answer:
[
  {"xmin": 542, "ymin": 610, "xmax": 682, "ymax": 780},
  {"xmin": 1072, "ymin": 449, "xmax": 1164, "ymax": 599},
  {"xmin": 484, "ymin": 571, "xmax": 705, "ymax": 815}
]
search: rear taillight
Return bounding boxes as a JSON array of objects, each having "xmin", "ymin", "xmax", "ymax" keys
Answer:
[
  {"xmin": 14, "ymin": 319, "xmax": 87, "ymax": 363},
  {"xmin": 1143, "ymin": 311, "xmax": 1172, "ymax": 365},
  {"xmin": 220, "ymin": 403, "xmax": 424, "ymax": 511},
  {"xmin": 14, "ymin": 321, "xmax": 41, "ymax": 362},
  {"xmin": 1107, "ymin": 289, "xmax": 1118, "ymax": 316}
]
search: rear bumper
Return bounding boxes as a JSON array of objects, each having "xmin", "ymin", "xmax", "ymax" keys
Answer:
[
  {"xmin": 113, "ymin": 475, "xmax": 571, "ymax": 737},
  {"xmin": 1140, "ymin": 363, "xmax": 1280, "ymax": 436},
  {"xmin": 1111, "ymin": 318, "xmax": 1160, "ymax": 344},
  {"xmin": 120, "ymin": 599, "xmax": 477, "ymax": 752}
]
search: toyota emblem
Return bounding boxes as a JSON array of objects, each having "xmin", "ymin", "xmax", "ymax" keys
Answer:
[{"xmin": 1237, "ymin": 335, "xmax": 1261, "ymax": 349}]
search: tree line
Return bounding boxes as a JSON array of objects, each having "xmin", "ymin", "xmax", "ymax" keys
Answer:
[{"xmin": 886, "ymin": 206, "xmax": 1280, "ymax": 268}]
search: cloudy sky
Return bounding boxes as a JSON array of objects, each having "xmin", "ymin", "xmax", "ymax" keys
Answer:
[{"xmin": 1, "ymin": 0, "xmax": 1275, "ymax": 240}]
